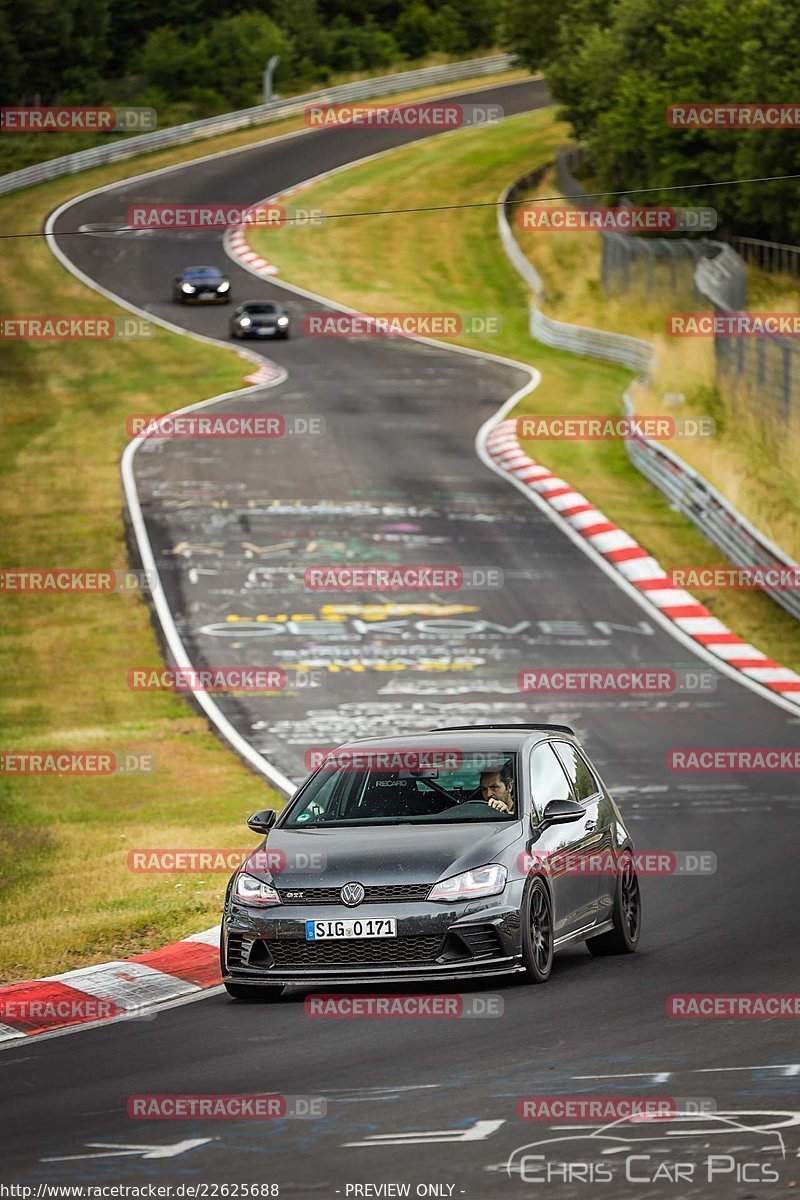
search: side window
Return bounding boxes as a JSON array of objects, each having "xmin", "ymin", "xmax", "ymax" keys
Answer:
[
  {"xmin": 553, "ymin": 742, "xmax": 600, "ymax": 802},
  {"xmin": 529, "ymin": 742, "xmax": 574, "ymax": 818},
  {"xmin": 291, "ymin": 771, "xmax": 341, "ymax": 824}
]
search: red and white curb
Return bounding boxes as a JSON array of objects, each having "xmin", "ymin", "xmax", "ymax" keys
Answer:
[
  {"xmin": 243, "ymin": 358, "xmax": 283, "ymax": 385},
  {"xmin": 228, "ymin": 225, "xmax": 280, "ymax": 277},
  {"xmin": 485, "ymin": 419, "xmax": 800, "ymax": 703},
  {"xmin": 0, "ymin": 926, "xmax": 221, "ymax": 1043}
]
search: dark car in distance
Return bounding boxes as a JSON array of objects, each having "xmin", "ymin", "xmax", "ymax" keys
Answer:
[
  {"xmin": 229, "ymin": 300, "xmax": 290, "ymax": 340},
  {"xmin": 172, "ymin": 265, "xmax": 231, "ymax": 304},
  {"xmin": 221, "ymin": 724, "xmax": 642, "ymax": 999}
]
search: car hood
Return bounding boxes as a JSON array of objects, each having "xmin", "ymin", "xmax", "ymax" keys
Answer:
[{"xmin": 243, "ymin": 823, "xmax": 521, "ymax": 888}]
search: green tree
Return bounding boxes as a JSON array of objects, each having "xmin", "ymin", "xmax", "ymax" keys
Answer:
[
  {"xmin": 394, "ymin": 0, "xmax": 436, "ymax": 58},
  {"xmin": 430, "ymin": 4, "xmax": 468, "ymax": 54},
  {"xmin": 138, "ymin": 26, "xmax": 208, "ymax": 98},
  {"xmin": 198, "ymin": 12, "xmax": 292, "ymax": 108}
]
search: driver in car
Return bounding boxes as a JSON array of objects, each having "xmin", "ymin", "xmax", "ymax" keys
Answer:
[{"xmin": 480, "ymin": 764, "xmax": 515, "ymax": 814}]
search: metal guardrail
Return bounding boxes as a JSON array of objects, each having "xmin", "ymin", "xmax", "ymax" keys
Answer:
[
  {"xmin": 530, "ymin": 305, "xmax": 654, "ymax": 374},
  {"xmin": 0, "ymin": 53, "xmax": 517, "ymax": 198},
  {"xmin": 498, "ymin": 164, "xmax": 654, "ymax": 373},
  {"xmin": 621, "ymin": 389, "xmax": 800, "ymax": 622},
  {"xmin": 498, "ymin": 167, "xmax": 548, "ymax": 301},
  {"xmin": 496, "ymin": 164, "xmax": 800, "ymax": 623},
  {"xmin": 694, "ymin": 245, "xmax": 748, "ymax": 312}
]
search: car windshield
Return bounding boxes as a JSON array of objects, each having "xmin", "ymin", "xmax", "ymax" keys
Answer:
[
  {"xmin": 283, "ymin": 750, "xmax": 519, "ymax": 827},
  {"xmin": 185, "ymin": 267, "xmax": 222, "ymax": 280},
  {"xmin": 242, "ymin": 303, "xmax": 278, "ymax": 314}
]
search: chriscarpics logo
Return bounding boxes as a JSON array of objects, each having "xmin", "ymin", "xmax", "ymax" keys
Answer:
[{"xmin": 502, "ymin": 1111, "xmax": 790, "ymax": 1187}]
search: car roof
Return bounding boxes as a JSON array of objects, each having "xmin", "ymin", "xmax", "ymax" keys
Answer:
[
  {"xmin": 184, "ymin": 265, "xmax": 223, "ymax": 275},
  {"xmin": 334, "ymin": 724, "xmax": 578, "ymax": 753}
]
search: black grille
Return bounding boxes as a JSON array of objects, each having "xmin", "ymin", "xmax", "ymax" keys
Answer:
[
  {"xmin": 457, "ymin": 925, "xmax": 504, "ymax": 958},
  {"xmin": 226, "ymin": 933, "xmax": 253, "ymax": 968},
  {"xmin": 267, "ymin": 935, "xmax": 443, "ymax": 968},
  {"xmin": 277, "ymin": 883, "xmax": 432, "ymax": 905}
]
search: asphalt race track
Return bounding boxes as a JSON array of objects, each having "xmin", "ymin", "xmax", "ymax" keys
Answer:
[{"xmin": 2, "ymin": 78, "xmax": 798, "ymax": 1196}]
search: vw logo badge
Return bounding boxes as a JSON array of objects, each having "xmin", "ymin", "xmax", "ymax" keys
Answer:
[{"xmin": 340, "ymin": 881, "xmax": 365, "ymax": 907}]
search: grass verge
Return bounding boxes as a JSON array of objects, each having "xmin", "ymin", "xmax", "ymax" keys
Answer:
[{"xmin": 250, "ymin": 107, "xmax": 800, "ymax": 673}]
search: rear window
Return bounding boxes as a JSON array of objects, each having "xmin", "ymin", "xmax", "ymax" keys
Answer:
[{"xmin": 283, "ymin": 751, "xmax": 519, "ymax": 827}]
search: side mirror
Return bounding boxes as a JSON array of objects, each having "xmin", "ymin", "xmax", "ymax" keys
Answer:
[
  {"xmin": 530, "ymin": 798, "xmax": 586, "ymax": 837},
  {"xmin": 541, "ymin": 797, "xmax": 586, "ymax": 825},
  {"xmin": 247, "ymin": 809, "xmax": 277, "ymax": 835}
]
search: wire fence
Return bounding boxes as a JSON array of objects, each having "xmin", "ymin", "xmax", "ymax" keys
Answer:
[
  {"xmin": 722, "ymin": 234, "xmax": 800, "ymax": 277},
  {"xmin": 555, "ymin": 147, "xmax": 800, "ymax": 420},
  {"xmin": 554, "ymin": 147, "xmax": 738, "ymax": 305}
]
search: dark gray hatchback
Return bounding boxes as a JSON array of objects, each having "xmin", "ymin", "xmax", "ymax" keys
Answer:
[{"xmin": 221, "ymin": 724, "xmax": 641, "ymax": 999}]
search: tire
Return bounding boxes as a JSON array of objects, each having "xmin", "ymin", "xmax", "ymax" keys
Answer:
[
  {"xmin": 224, "ymin": 981, "xmax": 285, "ymax": 1001},
  {"xmin": 520, "ymin": 876, "xmax": 554, "ymax": 983},
  {"xmin": 587, "ymin": 852, "xmax": 641, "ymax": 955}
]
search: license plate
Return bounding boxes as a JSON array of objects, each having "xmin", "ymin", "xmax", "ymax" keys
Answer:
[
  {"xmin": 305, "ymin": 918, "xmax": 397, "ymax": 940},
  {"xmin": 199, "ymin": 291, "xmax": 215, "ymax": 299},
  {"xmin": 256, "ymin": 327, "xmax": 274, "ymax": 335}
]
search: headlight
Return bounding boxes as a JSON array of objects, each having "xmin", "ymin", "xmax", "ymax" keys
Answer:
[
  {"xmin": 277, "ymin": 316, "xmax": 289, "ymax": 326},
  {"xmin": 217, "ymin": 281, "xmax": 230, "ymax": 292},
  {"xmin": 239, "ymin": 316, "xmax": 251, "ymax": 327},
  {"xmin": 233, "ymin": 872, "xmax": 280, "ymax": 906},
  {"xmin": 181, "ymin": 283, "xmax": 196, "ymax": 294},
  {"xmin": 428, "ymin": 864, "xmax": 507, "ymax": 903}
]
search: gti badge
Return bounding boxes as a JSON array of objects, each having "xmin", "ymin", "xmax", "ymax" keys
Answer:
[{"xmin": 340, "ymin": 882, "xmax": 365, "ymax": 907}]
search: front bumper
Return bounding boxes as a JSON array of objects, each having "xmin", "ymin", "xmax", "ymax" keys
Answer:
[
  {"xmin": 234, "ymin": 327, "xmax": 286, "ymax": 338},
  {"xmin": 223, "ymin": 892, "xmax": 524, "ymax": 986},
  {"xmin": 181, "ymin": 293, "xmax": 229, "ymax": 303}
]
